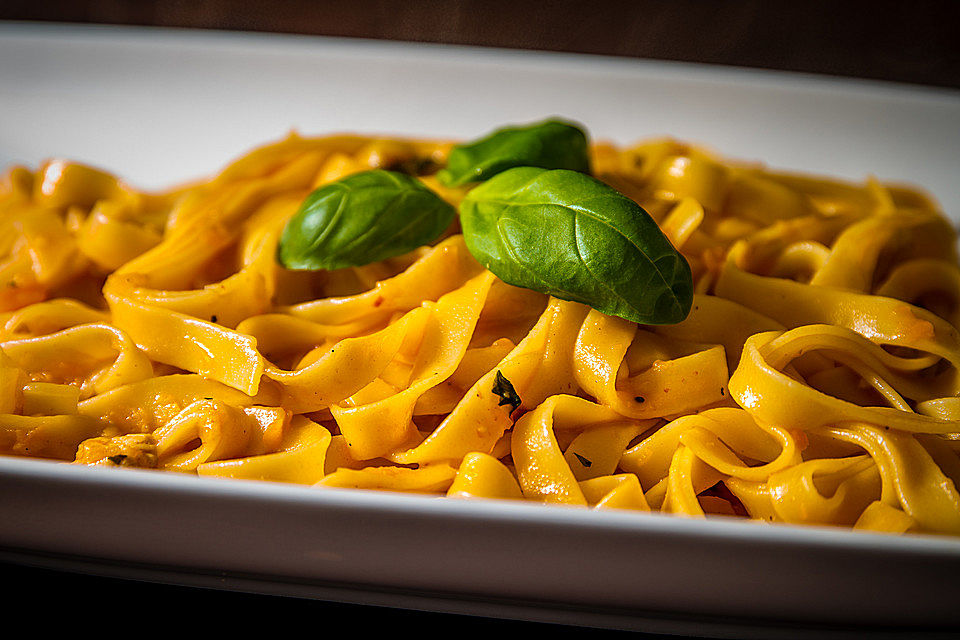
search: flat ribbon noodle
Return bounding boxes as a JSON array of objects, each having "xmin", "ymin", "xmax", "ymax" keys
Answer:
[
  {"xmin": 1, "ymin": 323, "xmax": 153, "ymax": 398},
  {"xmin": 511, "ymin": 394, "xmax": 637, "ymax": 505},
  {"xmin": 574, "ymin": 308, "xmax": 728, "ymax": 419},
  {"xmin": 730, "ymin": 329, "xmax": 960, "ymax": 435},
  {"xmin": 389, "ymin": 298, "xmax": 589, "ymax": 465},
  {"xmin": 3, "ymin": 131, "xmax": 960, "ymax": 535}
]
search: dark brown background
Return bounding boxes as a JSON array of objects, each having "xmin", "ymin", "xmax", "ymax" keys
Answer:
[{"xmin": 3, "ymin": 0, "xmax": 960, "ymax": 89}]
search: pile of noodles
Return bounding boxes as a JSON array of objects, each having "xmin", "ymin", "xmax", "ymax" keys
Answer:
[{"xmin": 1, "ymin": 133, "xmax": 958, "ymax": 536}]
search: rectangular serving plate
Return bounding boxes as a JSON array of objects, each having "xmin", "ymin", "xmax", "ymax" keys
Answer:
[{"xmin": 1, "ymin": 22, "xmax": 960, "ymax": 632}]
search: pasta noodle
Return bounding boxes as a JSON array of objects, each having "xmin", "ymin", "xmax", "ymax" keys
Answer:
[{"xmin": 2, "ymin": 131, "xmax": 959, "ymax": 538}]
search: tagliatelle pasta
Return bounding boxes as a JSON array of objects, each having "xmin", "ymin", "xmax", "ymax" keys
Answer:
[{"xmin": 2, "ymin": 131, "xmax": 959, "ymax": 537}]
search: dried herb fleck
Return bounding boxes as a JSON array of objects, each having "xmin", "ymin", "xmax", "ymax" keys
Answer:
[
  {"xmin": 572, "ymin": 452, "xmax": 593, "ymax": 468},
  {"xmin": 492, "ymin": 370, "xmax": 521, "ymax": 413}
]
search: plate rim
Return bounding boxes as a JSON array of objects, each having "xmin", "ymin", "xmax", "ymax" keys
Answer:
[{"xmin": 4, "ymin": 455, "xmax": 960, "ymax": 558}]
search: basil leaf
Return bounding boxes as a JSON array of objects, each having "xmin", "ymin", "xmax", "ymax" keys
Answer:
[
  {"xmin": 459, "ymin": 167, "xmax": 693, "ymax": 325},
  {"xmin": 278, "ymin": 170, "xmax": 455, "ymax": 270},
  {"xmin": 437, "ymin": 119, "xmax": 591, "ymax": 187}
]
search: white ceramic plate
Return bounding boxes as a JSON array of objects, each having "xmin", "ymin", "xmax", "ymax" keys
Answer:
[{"xmin": 2, "ymin": 22, "xmax": 960, "ymax": 635}]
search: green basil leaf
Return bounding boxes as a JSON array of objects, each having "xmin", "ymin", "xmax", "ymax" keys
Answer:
[
  {"xmin": 277, "ymin": 170, "xmax": 456, "ymax": 270},
  {"xmin": 437, "ymin": 118, "xmax": 591, "ymax": 187},
  {"xmin": 459, "ymin": 167, "xmax": 693, "ymax": 325}
]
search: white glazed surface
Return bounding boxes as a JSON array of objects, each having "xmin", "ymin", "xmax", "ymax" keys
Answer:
[{"xmin": 1, "ymin": 22, "xmax": 960, "ymax": 632}]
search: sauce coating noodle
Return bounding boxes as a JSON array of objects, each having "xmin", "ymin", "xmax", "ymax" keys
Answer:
[{"xmin": 2, "ymin": 132, "xmax": 959, "ymax": 536}]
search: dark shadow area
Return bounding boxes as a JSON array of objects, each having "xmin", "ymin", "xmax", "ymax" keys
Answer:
[
  {"xmin": 4, "ymin": 559, "xmax": 655, "ymax": 636},
  {"xmin": 1, "ymin": 0, "xmax": 959, "ymax": 89}
]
